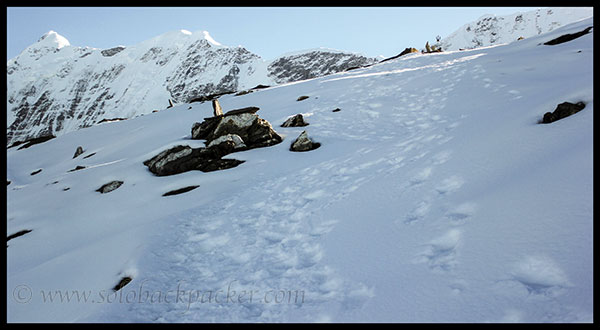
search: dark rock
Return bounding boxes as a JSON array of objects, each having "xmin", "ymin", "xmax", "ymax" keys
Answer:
[
  {"xmin": 143, "ymin": 145, "xmax": 244, "ymax": 176},
  {"xmin": 296, "ymin": 95, "xmax": 309, "ymax": 101},
  {"xmin": 101, "ymin": 46, "xmax": 125, "ymax": 57},
  {"xmin": 113, "ymin": 276, "xmax": 132, "ymax": 292},
  {"xmin": 83, "ymin": 152, "xmax": 96, "ymax": 159},
  {"xmin": 251, "ymin": 84, "xmax": 270, "ymax": 90},
  {"xmin": 290, "ymin": 131, "xmax": 321, "ymax": 152},
  {"xmin": 195, "ymin": 112, "xmax": 282, "ymax": 149},
  {"xmin": 7, "ymin": 180, "xmax": 10, "ymax": 186},
  {"xmin": 30, "ymin": 169, "xmax": 42, "ymax": 176},
  {"xmin": 167, "ymin": 99, "xmax": 174, "ymax": 108},
  {"xmin": 13, "ymin": 134, "xmax": 56, "ymax": 150},
  {"xmin": 281, "ymin": 114, "xmax": 309, "ymax": 127},
  {"xmin": 68, "ymin": 165, "xmax": 86, "ymax": 172},
  {"xmin": 196, "ymin": 158, "xmax": 245, "ymax": 172},
  {"xmin": 540, "ymin": 101, "xmax": 586, "ymax": 124},
  {"xmin": 97, "ymin": 117, "xmax": 127, "ymax": 124},
  {"xmin": 380, "ymin": 48, "xmax": 419, "ymax": 63},
  {"xmin": 544, "ymin": 27, "xmax": 592, "ymax": 46},
  {"xmin": 222, "ymin": 106, "xmax": 260, "ymax": 117},
  {"xmin": 63, "ymin": 187, "xmax": 70, "ymax": 191},
  {"xmin": 188, "ymin": 90, "xmax": 235, "ymax": 104},
  {"xmin": 162, "ymin": 185, "xmax": 200, "ymax": 197},
  {"xmin": 96, "ymin": 180, "xmax": 124, "ymax": 193},
  {"xmin": 332, "ymin": 108, "xmax": 341, "ymax": 112},
  {"xmin": 7, "ymin": 229, "xmax": 32, "ymax": 242},
  {"xmin": 73, "ymin": 146, "xmax": 84, "ymax": 158}
]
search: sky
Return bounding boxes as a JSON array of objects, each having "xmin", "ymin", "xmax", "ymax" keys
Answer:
[{"xmin": 6, "ymin": 7, "xmax": 544, "ymax": 61}]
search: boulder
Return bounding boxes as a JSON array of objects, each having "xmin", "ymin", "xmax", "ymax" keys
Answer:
[
  {"xmin": 143, "ymin": 144, "xmax": 244, "ymax": 176},
  {"xmin": 541, "ymin": 101, "xmax": 586, "ymax": 124},
  {"xmin": 297, "ymin": 95, "xmax": 309, "ymax": 101},
  {"xmin": 96, "ymin": 180, "xmax": 124, "ymax": 194},
  {"xmin": 281, "ymin": 114, "xmax": 309, "ymax": 127},
  {"xmin": 332, "ymin": 108, "xmax": 341, "ymax": 112},
  {"xmin": 30, "ymin": 169, "xmax": 42, "ymax": 176},
  {"xmin": 290, "ymin": 131, "xmax": 321, "ymax": 152},
  {"xmin": 73, "ymin": 146, "xmax": 85, "ymax": 158},
  {"xmin": 192, "ymin": 110, "xmax": 282, "ymax": 149},
  {"xmin": 207, "ymin": 134, "xmax": 247, "ymax": 151},
  {"xmin": 68, "ymin": 165, "xmax": 86, "ymax": 172},
  {"xmin": 212, "ymin": 99, "xmax": 223, "ymax": 116}
]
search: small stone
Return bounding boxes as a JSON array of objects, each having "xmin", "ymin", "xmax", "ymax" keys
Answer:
[
  {"xmin": 96, "ymin": 180, "xmax": 124, "ymax": 194},
  {"xmin": 73, "ymin": 146, "xmax": 85, "ymax": 158},
  {"xmin": 290, "ymin": 131, "xmax": 321, "ymax": 152}
]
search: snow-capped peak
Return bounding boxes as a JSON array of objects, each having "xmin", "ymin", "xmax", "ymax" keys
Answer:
[{"xmin": 37, "ymin": 30, "xmax": 70, "ymax": 49}]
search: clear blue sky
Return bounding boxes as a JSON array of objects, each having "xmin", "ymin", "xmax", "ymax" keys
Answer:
[{"xmin": 7, "ymin": 7, "xmax": 542, "ymax": 60}]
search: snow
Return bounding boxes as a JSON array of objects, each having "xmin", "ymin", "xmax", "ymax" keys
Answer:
[{"xmin": 6, "ymin": 17, "xmax": 593, "ymax": 323}]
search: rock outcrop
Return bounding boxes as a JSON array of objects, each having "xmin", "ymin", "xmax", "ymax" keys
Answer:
[
  {"xmin": 541, "ymin": 101, "xmax": 586, "ymax": 123},
  {"xmin": 281, "ymin": 114, "xmax": 309, "ymax": 127},
  {"xmin": 290, "ymin": 131, "xmax": 320, "ymax": 152},
  {"xmin": 96, "ymin": 180, "xmax": 124, "ymax": 193}
]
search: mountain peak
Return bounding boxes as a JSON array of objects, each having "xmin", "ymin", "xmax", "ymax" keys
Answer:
[{"xmin": 37, "ymin": 30, "xmax": 70, "ymax": 49}]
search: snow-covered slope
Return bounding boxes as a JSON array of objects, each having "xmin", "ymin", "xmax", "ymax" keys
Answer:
[
  {"xmin": 438, "ymin": 7, "xmax": 592, "ymax": 51},
  {"xmin": 7, "ymin": 17, "xmax": 593, "ymax": 322},
  {"xmin": 6, "ymin": 31, "xmax": 377, "ymax": 146}
]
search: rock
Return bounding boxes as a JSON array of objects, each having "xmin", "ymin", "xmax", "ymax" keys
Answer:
[
  {"xmin": 7, "ymin": 180, "xmax": 10, "ymax": 186},
  {"xmin": 207, "ymin": 134, "xmax": 247, "ymax": 151},
  {"xmin": 113, "ymin": 276, "xmax": 132, "ymax": 292},
  {"xmin": 281, "ymin": 114, "xmax": 309, "ymax": 127},
  {"xmin": 296, "ymin": 95, "xmax": 309, "ymax": 101},
  {"xmin": 12, "ymin": 134, "xmax": 56, "ymax": 150},
  {"xmin": 290, "ymin": 131, "xmax": 321, "ymax": 152},
  {"xmin": 67, "ymin": 165, "xmax": 86, "ymax": 172},
  {"xmin": 167, "ymin": 99, "xmax": 174, "ymax": 108},
  {"xmin": 197, "ymin": 112, "xmax": 282, "ymax": 149},
  {"xmin": 143, "ymin": 145, "xmax": 244, "ymax": 176},
  {"xmin": 212, "ymin": 99, "xmax": 223, "ymax": 116},
  {"xmin": 7, "ymin": 229, "xmax": 32, "ymax": 242},
  {"xmin": 544, "ymin": 26, "xmax": 592, "ymax": 45},
  {"xmin": 83, "ymin": 152, "xmax": 96, "ymax": 159},
  {"xmin": 222, "ymin": 106, "xmax": 260, "ymax": 117},
  {"xmin": 162, "ymin": 185, "xmax": 200, "ymax": 197},
  {"xmin": 97, "ymin": 117, "xmax": 127, "ymax": 124},
  {"xmin": 73, "ymin": 146, "xmax": 84, "ymax": 158},
  {"xmin": 332, "ymin": 108, "xmax": 341, "ymax": 112},
  {"xmin": 96, "ymin": 180, "xmax": 124, "ymax": 193},
  {"xmin": 30, "ymin": 169, "xmax": 42, "ymax": 176},
  {"xmin": 540, "ymin": 101, "xmax": 586, "ymax": 124},
  {"xmin": 63, "ymin": 187, "xmax": 70, "ymax": 191}
]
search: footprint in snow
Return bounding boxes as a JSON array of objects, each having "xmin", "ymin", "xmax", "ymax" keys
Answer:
[
  {"xmin": 435, "ymin": 175, "xmax": 464, "ymax": 195},
  {"xmin": 510, "ymin": 255, "xmax": 571, "ymax": 296},
  {"xmin": 417, "ymin": 229, "xmax": 462, "ymax": 272}
]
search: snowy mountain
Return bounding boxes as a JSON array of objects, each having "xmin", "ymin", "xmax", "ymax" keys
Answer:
[
  {"xmin": 7, "ymin": 17, "xmax": 593, "ymax": 322},
  {"xmin": 437, "ymin": 7, "xmax": 592, "ymax": 51},
  {"xmin": 6, "ymin": 30, "xmax": 377, "ymax": 146}
]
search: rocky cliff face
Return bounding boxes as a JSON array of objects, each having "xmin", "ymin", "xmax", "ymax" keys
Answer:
[
  {"xmin": 437, "ymin": 7, "xmax": 592, "ymax": 51},
  {"xmin": 7, "ymin": 30, "xmax": 378, "ymax": 145}
]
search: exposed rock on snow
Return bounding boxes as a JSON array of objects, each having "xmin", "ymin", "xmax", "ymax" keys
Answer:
[
  {"xmin": 296, "ymin": 95, "xmax": 309, "ymax": 101},
  {"xmin": 10, "ymin": 135, "xmax": 56, "ymax": 150},
  {"xmin": 192, "ymin": 110, "xmax": 282, "ymax": 149},
  {"xmin": 281, "ymin": 114, "xmax": 309, "ymax": 127},
  {"xmin": 541, "ymin": 101, "xmax": 586, "ymax": 123},
  {"xmin": 96, "ymin": 180, "xmax": 124, "ymax": 194},
  {"xmin": 112, "ymin": 276, "xmax": 132, "ymax": 292},
  {"xmin": 162, "ymin": 185, "xmax": 200, "ymax": 197},
  {"xmin": 543, "ymin": 26, "xmax": 593, "ymax": 45},
  {"xmin": 207, "ymin": 134, "xmax": 246, "ymax": 150},
  {"xmin": 73, "ymin": 146, "xmax": 84, "ymax": 158},
  {"xmin": 290, "ymin": 130, "xmax": 320, "ymax": 152},
  {"xmin": 67, "ymin": 165, "xmax": 86, "ymax": 172},
  {"xmin": 30, "ymin": 169, "xmax": 42, "ymax": 176},
  {"xmin": 143, "ymin": 144, "xmax": 244, "ymax": 176},
  {"xmin": 7, "ymin": 229, "xmax": 32, "ymax": 243}
]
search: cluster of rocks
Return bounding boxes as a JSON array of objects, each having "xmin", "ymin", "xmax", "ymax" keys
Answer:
[{"xmin": 145, "ymin": 105, "xmax": 283, "ymax": 176}]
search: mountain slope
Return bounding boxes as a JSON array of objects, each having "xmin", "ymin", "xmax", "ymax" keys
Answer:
[
  {"xmin": 6, "ymin": 17, "xmax": 593, "ymax": 322},
  {"xmin": 438, "ymin": 7, "xmax": 592, "ymax": 51},
  {"xmin": 6, "ymin": 30, "xmax": 377, "ymax": 146}
]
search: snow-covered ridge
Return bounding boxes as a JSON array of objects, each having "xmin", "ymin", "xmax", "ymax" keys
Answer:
[
  {"xmin": 438, "ymin": 7, "xmax": 592, "ymax": 51},
  {"xmin": 7, "ymin": 30, "xmax": 377, "ymax": 145}
]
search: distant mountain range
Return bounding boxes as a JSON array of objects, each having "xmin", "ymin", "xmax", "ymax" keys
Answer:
[
  {"xmin": 6, "ymin": 7, "xmax": 592, "ymax": 145},
  {"xmin": 6, "ymin": 30, "xmax": 377, "ymax": 145}
]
